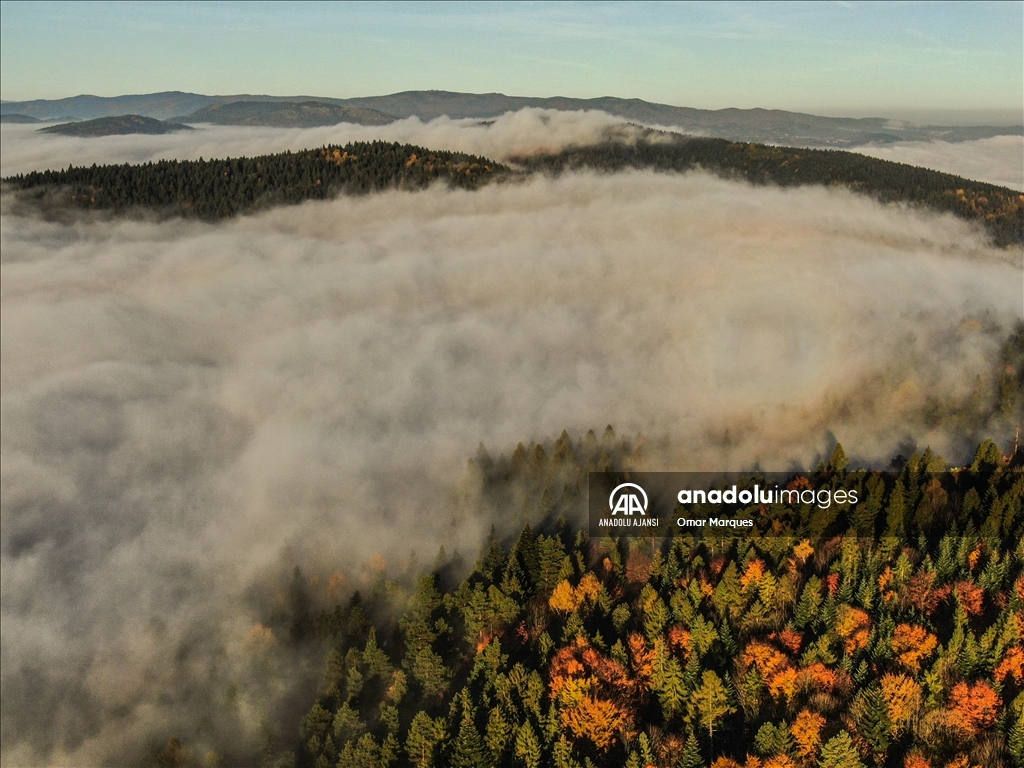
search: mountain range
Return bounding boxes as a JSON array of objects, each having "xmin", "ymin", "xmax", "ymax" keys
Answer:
[
  {"xmin": 4, "ymin": 91, "xmax": 1021, "ymax": 147},
  {"xmin": 174, "ymin": 100, "xmax": 395, "ymax": 127}
]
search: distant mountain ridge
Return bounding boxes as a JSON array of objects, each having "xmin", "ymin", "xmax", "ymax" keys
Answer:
[
  {"xmin": 176, "ymin": 100, "xmax": 396, "ymax": 127},
  {"xmin": 0, "ymin": 113, "xmax": 41, "ymax": 124},
  {"xmin": 3, "ymin": 90, "xmax": 1021, "ymax": 147}
]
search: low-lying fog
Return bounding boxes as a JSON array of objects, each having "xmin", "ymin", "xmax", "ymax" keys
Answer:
[
  {"xmin": 847, "ymin": 134, "xmax": 1024, "ymax": 191},
  {"xmin": 3, "ymin": 108, "xmax": 1022, "ymax": 192},
  {"xmin": 1, "ymin": 114, "xmax": 1022, "ymax": 765}
]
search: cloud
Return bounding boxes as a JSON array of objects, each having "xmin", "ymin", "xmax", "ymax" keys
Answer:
[
  {"xmin": 2, "ymin": 132, "xmax": 1022, "ymax": 764},
  {"xmin": 847, "ymin": 135, "xmax": 1024, "ymax": 191}
]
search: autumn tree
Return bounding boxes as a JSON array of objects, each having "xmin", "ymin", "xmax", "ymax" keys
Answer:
[
  {"xmin": 689, "ymin": 670, "xmax": 735, "ymax": 745},
  {"xmin": 791, "ymin": 709, "xmax": 826, "ymax": 763}
]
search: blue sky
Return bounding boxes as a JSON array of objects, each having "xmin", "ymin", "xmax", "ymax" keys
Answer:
[{"xmin": 1, "ymin": 1, "xmax": 1021, "ymax": 119}]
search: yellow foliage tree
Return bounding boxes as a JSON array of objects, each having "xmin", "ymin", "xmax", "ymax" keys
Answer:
[
  {"xmin": 880, "ymin": 673, "xmax": 922, "ymax": 736},
  {"xmin": 790, "ymin": 708, "xmax": 825, "ymax": 762},
  {"xmin": 560, "ymin": 694, "xmax": 628, "ymax": 752},
  {"xmin": 834, "ymin": 606, "xmax": 871, "ymax": 654},
  {"xmin": 549, "ymin": 580, "xmax": 578, "ymax": 613},
  {"xmin": 740, "ymin": 559, "xmax": 767, "ymax": 592}
]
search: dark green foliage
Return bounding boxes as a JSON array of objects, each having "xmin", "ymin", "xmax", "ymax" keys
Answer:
[
  {"xmin": 851, "ymin": 685, "xmax": 891, "ymax": 762},
  {"xmin": 6, "ymin": 141, "xmax": 511, "ymax": 219},
  {"xmin": 450, "ymin": 695, "xmax": 488, "ymax": 768}
]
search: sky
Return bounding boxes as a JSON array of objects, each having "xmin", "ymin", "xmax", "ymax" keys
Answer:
[{"xmin": 1, "ymin": 1, "xmax": 1022, "ymax": 121}]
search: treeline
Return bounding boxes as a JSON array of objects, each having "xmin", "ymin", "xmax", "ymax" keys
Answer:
[
  {"xmin": 4, "ymin": 141, "xmax": 511, "ymax": 219},
  {"xmin": 513, "ymin": 139, "xmax": 1024, "ymax": 248},
  {"xmin": 4, "ymin": 137, "xmax": 1022, "ymax": 246}
]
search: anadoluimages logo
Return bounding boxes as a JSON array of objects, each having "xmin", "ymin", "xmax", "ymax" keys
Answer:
[{"xmin": 608, "ymin": 482, "xmax": 648, "ymax": 516}]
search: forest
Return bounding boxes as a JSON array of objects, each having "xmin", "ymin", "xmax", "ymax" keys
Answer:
[
  {"xmin": 3, "ymin": 142, "xmax": 510, "ymax": 219},
  {"xmin": 144, "ymin": 331, "xmax": 1024, "ymax": 768},
  {"xmin": 4, "ymin": 137, "xmax": 1022, "ymax": 246},
  {"xmin": 150, "ymin": 435, "xmax": 1023, "ymax": 768}
]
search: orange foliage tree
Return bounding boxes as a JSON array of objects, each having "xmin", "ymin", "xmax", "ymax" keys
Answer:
[
  {"xmin": 892, "ymin": 624, "xmax": 938, "ymax": 673},
  {"xmin": 790, "ymin": 708, "xmax": 826, "ymax": 762},
  {"xmin": 994, "ymin": 645, "xmax": 1024, "ymax": 685},
  {"xmin": 946, "ymin": 680, "xmax": 1001, "ymax": 737},
  {"xmin": 953, "ymin": 581, "xmax": 985, "ymax": 617}
]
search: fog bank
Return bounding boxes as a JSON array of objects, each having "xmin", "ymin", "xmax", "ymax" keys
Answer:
[
  {"xmin": 848, "ymin": 135, "xmax": 1024, "ymax": 191},
  {"xmin": 2, "ymin": 167, "xmax": 1022, "ymax": 764},
  {"xmin": 0, "ymin": 108, "xmax": 632, "ymax": 177}
]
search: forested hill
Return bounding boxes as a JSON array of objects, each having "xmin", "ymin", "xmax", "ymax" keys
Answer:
[
  {"xmin": 514, "ymin": 139, "xmax": 1024, "ymax": 247},
  {"xmin": 148, "ymin": 432, "xmax": 1024, "ymax": 768},
  {"xmin": 5, "ymin": 142, "xmax": 511, "ymax": 219},
  {"xmin": 4, "ymin": 137, "xmax": 1022, "ymax": 245},
  {"xmin": 39, "ymin": 114, "xmax": 193, "ymax": 136}
]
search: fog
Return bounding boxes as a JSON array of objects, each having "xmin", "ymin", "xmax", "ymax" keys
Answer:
[
  {"xmin": 4, "ymin": 109, "xmax": 1021, "ymax": 192},
  {"xmin": 848, "ymin": 135, "xmax": 1024, "ymax": 191},
  {"xmin": 2, "ymin": 119, "xmax": 1023, "ymax": 765},
  {"xmin": 0, "ymin": 109, "xmax": 634, "ymax": 177}
]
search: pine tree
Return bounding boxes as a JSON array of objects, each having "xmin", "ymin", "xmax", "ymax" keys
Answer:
[
  {"xmin": 514, "ymin": 720, "xmax": 542, "ymax": 768},
  {"xmin": 851, "ymin": 685, "xmax": 890, "ymax": 764},
  {"xmin": 653, "ymin": 642, "xmax": 687, "ymax": 718},
  {"xmin": 551, "ymin": 735, "xmax": 581, "ymax": 768},
  {"xmin": 485, "ymin": 706, "xmax": 513, "ymax": 763},
  {"xmin": 1008, "ymin": 704, "xmax": 1024, "ymax": 766},
  {"xmin": 753, "ymin": 722, "xmax": 795, "ymax": 758},
  {"xmin": 406, "ymin": 711, "xmax": 446, "ymax": 768},
  {"xmin": 451, "ymin": 694, "xmax": 488, "ymax": 768},
  {"xmin": 794, "ymin": 576, "xmax": 822, "ymax": 630},
  {"xmin": 680, "ymin": 729, "xmax": 705, "ymax": 768},
  {"xmin": 332, "ymin": 702, "xmax": 364, "ymax": 745},
  {"xmin": 817, "ymin": 731, "xmax": 865, "ymax": 768},
  {"xmin": 690, "ymin": 670, "xmax": 735, "ymax": 745}
]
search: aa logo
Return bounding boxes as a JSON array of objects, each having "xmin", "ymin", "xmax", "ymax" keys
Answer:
[{"xmin": 609, "ymin": 483, "xmax": 648, "ymax": 516}]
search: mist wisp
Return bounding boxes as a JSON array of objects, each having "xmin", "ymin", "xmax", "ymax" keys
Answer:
[{"xmin": 0, "ymin": 108, "xmax": 635, "ymax": 178}]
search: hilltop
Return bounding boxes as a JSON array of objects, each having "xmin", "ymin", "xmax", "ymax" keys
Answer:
[
  {"xmin": 0, "ymin": 113, "xmax": 41, "ymax": 124},
  {"xmin": 39, "ymin": 114, "xmax": 194, "ymax": 137}
]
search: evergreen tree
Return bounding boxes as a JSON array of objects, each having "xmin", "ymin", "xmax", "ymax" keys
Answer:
[
  {"xmin": 451, "ymin": 694, "xmax": 488, "ymax": 768},
  {"xmin": 514, "ymin": 721, "xmax": 542, "ymax": 768},
  {"xmin": 817, "ymin": 731, "xmax": 866, "ymax": 768},
  {"xmin": 406, "ymin": 711, "xmax": 446, "ymax": 768},
  {"xmin": 690, "ymin": 671, "xmax": 735, "ymax": 744},
  {"xmin": 851, "ymin": 685, "xmax": 891, "ymax": 764},
  {"xmin": 680, "ymin": 729, "xmax": 705, "ymax": 768}
]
